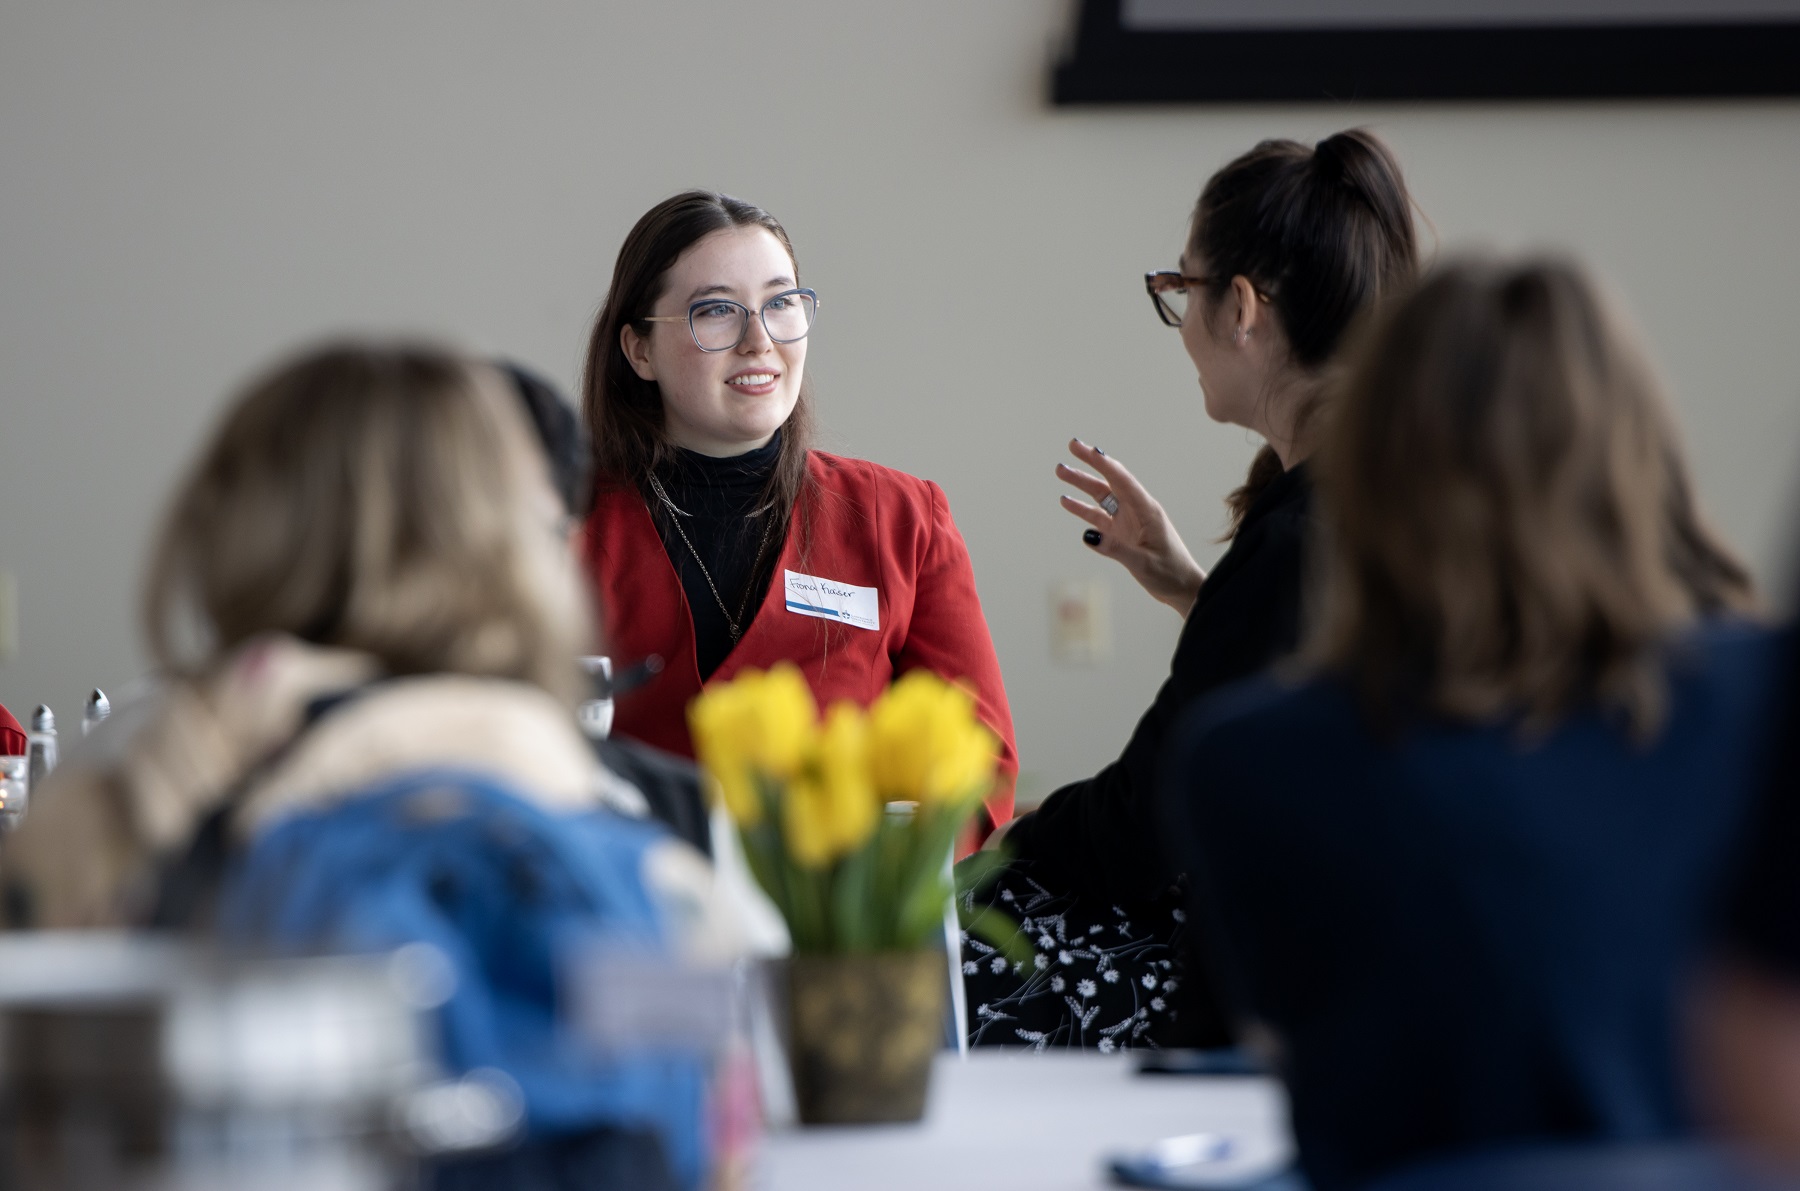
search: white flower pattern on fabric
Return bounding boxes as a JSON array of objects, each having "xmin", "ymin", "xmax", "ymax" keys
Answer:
[{"xmin": 960, "ymin": 869, "xmax": 1191, "ymax": 1051}]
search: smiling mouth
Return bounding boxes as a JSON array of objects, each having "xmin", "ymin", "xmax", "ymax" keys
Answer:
[{"xmin": 727, "ymin": 372, "xmax": 778, "ymax": 388}]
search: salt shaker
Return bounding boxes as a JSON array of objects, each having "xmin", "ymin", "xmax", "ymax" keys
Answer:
[
  {"xmin": 26, "ymin": 705, "xmax": 57, "ymax": 796},
  {"xmin": 82, "ymin": 689, "xmax": 111, "ymax": 737}
]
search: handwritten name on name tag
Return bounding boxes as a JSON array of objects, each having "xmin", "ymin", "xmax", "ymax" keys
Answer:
[{"xmin": 784, "ymin": 570, "xmax": 880, "ymax": 632}]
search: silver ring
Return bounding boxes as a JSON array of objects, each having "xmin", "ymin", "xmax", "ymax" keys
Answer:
[{"xmin": 1099, "ymin": 494, "xmax": 1119, "ymax": 516}]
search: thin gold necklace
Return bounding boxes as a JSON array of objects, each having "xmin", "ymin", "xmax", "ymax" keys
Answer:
[{"xmin": 648, "ymin": 472, "xmax": 774, "ymax": 643}]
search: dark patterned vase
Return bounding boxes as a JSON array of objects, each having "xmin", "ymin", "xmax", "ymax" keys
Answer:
[{"xmin": 786, "ymin": 950, "xmax": 945, "ymax": 1124}]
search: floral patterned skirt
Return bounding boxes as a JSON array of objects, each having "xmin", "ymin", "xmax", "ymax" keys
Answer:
[{"xmin": 959, "ymin": 861, "xmax": 1221, "ymax": 1051}]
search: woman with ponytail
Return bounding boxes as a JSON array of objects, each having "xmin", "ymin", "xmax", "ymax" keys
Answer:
[{"xmin": 966, "ymin": 130, "xmax": 1419, "ymax": 1049}]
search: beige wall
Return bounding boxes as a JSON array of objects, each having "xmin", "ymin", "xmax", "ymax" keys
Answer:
[{"xmin": 2, "ymin": 1, "xmax": 1798, "ymax": 798}]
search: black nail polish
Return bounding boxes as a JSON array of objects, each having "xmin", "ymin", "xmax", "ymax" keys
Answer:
[
  {"xmin": 1094, "ymin": 446, "xmax": 1106, "ymax": 456},
  {"xmin": 1083, "ymin": 529, "xmax": 1102, "ymax": 547}
]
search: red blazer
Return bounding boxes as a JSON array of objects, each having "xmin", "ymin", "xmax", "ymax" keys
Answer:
[{"xmin": 584, "ymin": 450, "xmax": 1016, "ymax": 832}]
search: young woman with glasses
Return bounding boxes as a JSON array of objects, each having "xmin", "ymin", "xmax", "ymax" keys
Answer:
[
  {"xmin": 581, "ymin": 191, "xmax": 1017, "ymax": 842},
  {"xmin": 965, "ymin": 131, "xmax": 1418, "ymax": 1049}
]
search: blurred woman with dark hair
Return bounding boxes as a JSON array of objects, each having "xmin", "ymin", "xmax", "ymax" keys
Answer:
[
  {"xmin": 967, "ymin": 130, "xmax": 1420, "ymax": 1049},
  {"xmin": 498, "ymin": 358, "xmax": 593, "ymax": 524},
  {"xmin": 1165, "ymin": 258, "xmax": 1771, "ymax": 1190},
  {"xmin": 580, "ymin": 191, "xmax": 1016, "ymax": 844}
]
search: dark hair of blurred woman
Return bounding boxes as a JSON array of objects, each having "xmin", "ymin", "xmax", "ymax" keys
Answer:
[
  {"xmin": 1310, "ymin": 257, "xmax": 1754, "ymax": 734},
  {"xmin": 498, "ymin": 359, "xmax": 592, "ymax": 521}
]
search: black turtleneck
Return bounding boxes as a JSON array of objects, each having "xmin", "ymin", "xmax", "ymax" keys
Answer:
[
  {"xmin": 1007, "ymin": 462, "xmax": 1315, "ymax": 904},
  {"xmin": 651, "ymin": 434, "xmax": 783, "ymax": 681}
]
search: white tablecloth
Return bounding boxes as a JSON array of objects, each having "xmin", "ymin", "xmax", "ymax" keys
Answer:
[{"xmin": 755, "ymin": 1051, "xmax": 1292, "ymax": 1190}]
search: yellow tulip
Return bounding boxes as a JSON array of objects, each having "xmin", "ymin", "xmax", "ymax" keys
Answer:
[
  {"xmin": 689, "ymin": 663, "xmax": 820, "ymax": 827},
  {"xmin": 867, "ymin": 671, "xmax": 999, "ymax": 806},
  {"xmin": 781, "ymin": 702, "xmax": 880, "ymax": 868},
  {"xmin": 928, "ymin": 717, "xmax": 1001, "ymax": 806},
  {"xmin": 694, "ymin": 665, "xmax": 995, "ymax": 867},
  {"xmin": 701, "ymin": 766, "xmax": 762, "ymax": 828},
  {"xmin": 689, "ymin": 683, "xmax": 761, "ymax": 826},
  {"xmin": 746, "ymin": 663, "xmax": 821, "ymax": 776}
]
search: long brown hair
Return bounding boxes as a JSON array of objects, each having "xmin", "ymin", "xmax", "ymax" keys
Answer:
[
  {"xmin": 1309, "ymin": 257, "xmax": 1755, "ymax": 736},
  {"xmin": 145, "ymin": 343, "xmax": 589, "ymax": 703},
  {"xmin": 582, "ymin": 190, "xmax": 816, "ymax": 537},
  {"xmin": 1190, "ymin": 129, "xmax": 1420, "ymax": 534}
]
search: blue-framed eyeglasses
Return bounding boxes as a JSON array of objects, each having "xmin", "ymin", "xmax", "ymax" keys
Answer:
[{"xmin": 641, "ymin": 287, "xmax": 820, "ymax": 352}]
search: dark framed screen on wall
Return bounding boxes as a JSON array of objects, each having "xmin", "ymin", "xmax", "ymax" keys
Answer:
[{"xmin": 1053, "ymin": 0, "xmax": 1800, "ymax": 103}]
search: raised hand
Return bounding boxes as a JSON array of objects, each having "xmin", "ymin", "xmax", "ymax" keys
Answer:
[{"xmin": 1057, "ymin": 438, "xmax": 1206, "ymax": 617}]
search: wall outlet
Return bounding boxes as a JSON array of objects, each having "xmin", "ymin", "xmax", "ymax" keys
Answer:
[{"xmin": 1049, "ymin": 578, "xmax": 1111, "ymax": 666}]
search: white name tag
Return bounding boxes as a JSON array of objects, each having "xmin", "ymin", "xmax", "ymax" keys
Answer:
[{"xmin": 784, "ymin": 569, "xmax": 880, "ymax": 632}]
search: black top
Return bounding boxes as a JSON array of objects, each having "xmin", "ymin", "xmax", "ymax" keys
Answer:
[
  {"xmin": 1006, "ymin": 463, "xmax": 1312, "ymax": 904},
  {"xmin": 1162, "ymin": 622, "xmax": 1781, "ymax": 1190},
  {"xmin": 651, "ymin": 435, "xmax": 783, "ymax": 682},
  {"xmin": 593, "ymin": 736, "xmax": 712, "ymax": 858}
]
